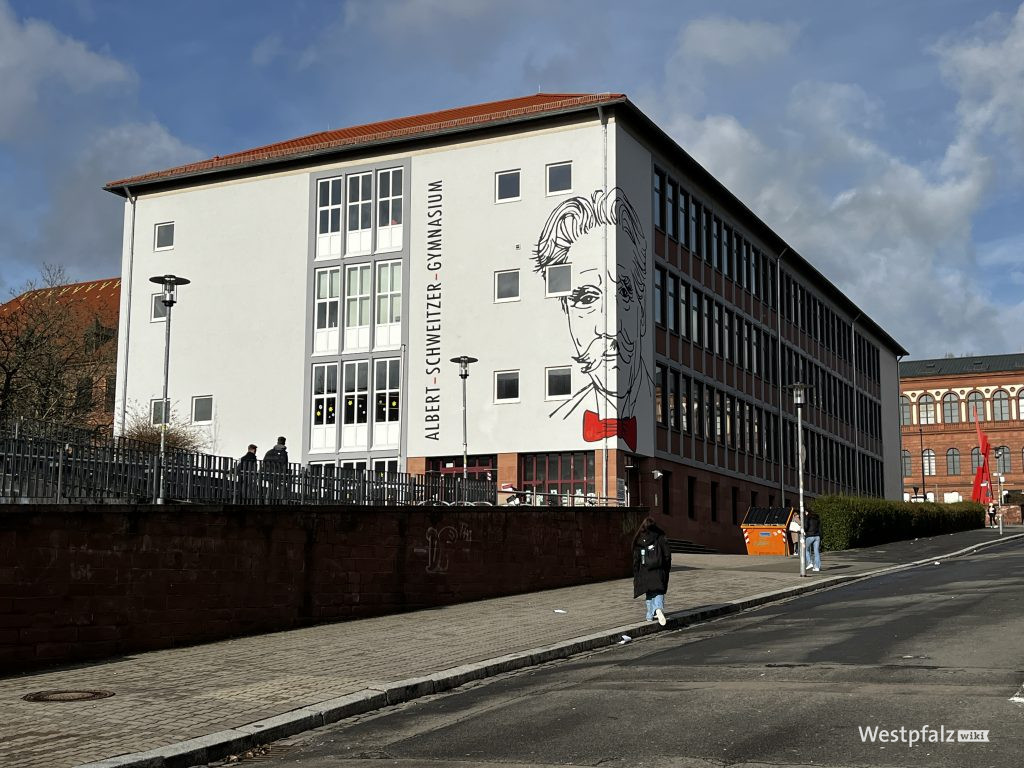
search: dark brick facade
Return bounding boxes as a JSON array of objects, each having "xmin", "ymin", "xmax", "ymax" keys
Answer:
[{"xmin": 0, "ymin": 504, "xmax": 642, "ymax": 673}]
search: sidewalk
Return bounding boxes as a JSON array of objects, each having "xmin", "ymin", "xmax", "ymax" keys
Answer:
[{"xmin": 2, "ymin": 527, "xmax": 1020, "ymax": 768}]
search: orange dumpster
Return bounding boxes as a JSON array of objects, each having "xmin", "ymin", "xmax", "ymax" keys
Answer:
[{"xmin": 740, "ymin": 506, "xmax": 795, "ymax": 556}]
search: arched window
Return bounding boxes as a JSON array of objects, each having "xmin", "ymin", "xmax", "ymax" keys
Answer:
[
  {"xmin": 967, "ymin": 391, "xmax": 985, "ymax": 422},
  {"xmin": 901, "ymin": 450, "xmax": 912, "ymax": 477},
  {"xmin": 922, "ymin": 449, "xmax": 936, "ymax": 476},
  {"xmin": 946, "ymin": 448, "xmax": 960, "ymax": 476},
  {"xmin": 942, "ymin": 393, "xmax": 960, "ymax": 424},
  {"xmin": 899, "ymin": 396, "xmax": 912, "ymax": 426},
  {"xmin": 1019, "ymin": 390, "xmax": 1024, "ymax": 420},
  {"xmin": 919, "ymin": 394, "xmax": 936, "ymax": 425},
  {"xmin": 971, "ymin": 446, "xmax": 983, "ymax": 472},
  {"xmin": 992, "ymin": 390, "xmax": 1010, "ymax": 421},
  {"xmin": 995, "ymin": 446, "xmax": 1011, "ymax": 473}
]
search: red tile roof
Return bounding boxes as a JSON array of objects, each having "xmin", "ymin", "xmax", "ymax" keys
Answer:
[
  {"xmin": 1, "ymin": 278, "xmax": 121, "ymax": 328},
  {"xmin": 106, "ymin": 93, "xmax": 625, "ymax": 190}
]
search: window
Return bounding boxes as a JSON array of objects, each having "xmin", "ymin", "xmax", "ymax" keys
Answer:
[
  {"xmin": 344, "ymin": 264, "xmax": 371, "ymax": 350},
  {"xmin": 946, "ymin": 448, "xmax": 960, "ymax": 476},
  {"xmin": 655, "ymin": 363, "xmax": 666, "ymax": 425},
  {"xmin": 546, "ymin": 264, "xmax": 571, "ymax": 296},
  {"xmin": 518, "ymin": 451, "xmax": 594, "ymax": 503},
  {"xmin": 546, "ymin": 162, "xmax": 571, "ymax": 194},
  {"xmin": 496, "ymin": 170, "xmax": 521, "ymax": 202},
  {"xmin": 495, "ymin": 371, "xmax": 520, "ymax": 402},
  {"xmin": 342, "ymin": 361, "xmax": 368, "ymax": 448},
  {"xmin": 1019, "ymin": 391, "xmax": 1024, "ymax": 420},
  {"xmin": 346, "ymin": 172, "xmax": 372, "ymax": 254},
  {"xmin": 316, "ymin": 176, "xmax": 342, "ymax": 258},
  {"xmin": 918, "ymin": 394, "xmax": 936, "ymax": 425},
  {"xmin": 901, "ymin": 450, "xmax": 912, "ymax": 477},
  {"xmin": 971, "ymin": 446, "xmax": 983, "ymax": 472},
  {"xmin": 373, "ymin": 359, "xmax": 401, "ymax": 448},
  {"xmin": 154, "ymin": 222, "xmax": 174, "ymax": 250},
  {"xmin": 992, "ymin": 390, "xmax": 1010, "ymax": 421},
  {"xmin": 311, "ymin": 363, "xmax": 338, "ymax": 451},
  {"xmin": 941, "ymin": 393, "xmax": 959, "ymax": 424},
  {"xmin": 995, "ymin": 446, "xmax": 1011, "ymax": 473},
  {"xmin": 967, "ymin": 391, "xmax": 985, "ymax": 421},
  {"xmin": 546, "ymin": 367, "xmax": 571, "ymax": 399},
  {"xmin": 654, "ymin": 267, "xmax": 664, "ymax": 326},
  {"xmin": 899, "ymin": 396, "xmax": 911, "ymax": 426},
  {"xmin": 494, "ymin": 269, "xmax": 520, "ymax": 302},
  {"xmin": 191, "ymin": 396, "xmax": 213, "ymax": 424},
  {"xmin": 667, "ymin": 274, "xmax": 678, "ymax": 333},
  {"xmin": 653, "ymin": 170, "xmax": 664, "ymax": 230},
  {"xmin": 374, "ymin": 260, "xmax": 402, "ymax": 348},
  {"xmin": 150, "ymin": 398, "xmax": 167, "ymax": 425},
  {"xmin": 376, "ymin": 167, "xmax": 403, "ymax": 251},
  {"xmin": 314, "ymin": 268, "xmax": 341, "ymax": 354},
  {"xmin": 666, "ymin": 181, "xmax": 677, "ymax": 239},
  {"xmin": 151, "ymin": 294, "xmax": 167, "ymax": 321},
  {"xmin": 922, "ymin": 448, "xmax": 935, "ymax": 476},
  {"xmin": 669, "ymin": 369, "xmax": 680, "ymax": 431}
]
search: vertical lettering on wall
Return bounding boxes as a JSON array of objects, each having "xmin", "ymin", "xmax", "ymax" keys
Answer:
[{"xmin": 424, "ymin": 180, "xmax": 443, "ymax": 440}]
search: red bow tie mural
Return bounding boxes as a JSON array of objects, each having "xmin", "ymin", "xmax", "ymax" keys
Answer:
[{"xmin": 583, "ymin": 410, "xmax": 637, "ymax": 451}]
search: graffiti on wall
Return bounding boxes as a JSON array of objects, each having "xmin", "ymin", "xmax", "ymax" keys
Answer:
[{"xmin": 416, "ymin": 522, "xmax": 472, "ymax": 574}]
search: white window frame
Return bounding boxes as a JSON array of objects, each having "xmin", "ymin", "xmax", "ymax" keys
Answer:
[
  {"xmin": 374, "ymin": 260, "xmax": 402, "ymax": 350},
  {"xmin": 154, "ymin": 222, "xmax": 175, "ymax": 251},
  {"xmin": 546, "ymin": 162, "xmax": 572, "ymax": 195},
  {"xmin": 372, "ymin": 358, "xmax": 401, "ymax": 449},
  {"xmin": 546, "ymin": 263, "xmax": 571, "ymax": 297},
  {"xmin": 375, "ymin": 168, "xmax": 403, "ymax": 253},
  {"xmin": 341, "ymin": 360, "xmax": 369, "ymax": 449},
  {"xmin": 346, "ymin": 172, "xmax": 373, "ymax": 255},
  {"xmin": 310, "ymin": 362, "xmax": 339, "ymax": 452},
  {"xmin": 150, "ymin": 398, "xmax": 167, "ymax": 425},
  {"xmin": 545, "ymin": 366, "xmax": 572, "ymax": 401},
  {"xmin": 494, "ymin": 269, "xmax": 520, "ymax": 303},
  {"xmin": 344, "ymin": 263, "xmax": 371, "ymax": 351},
  {"xmin": 494, "ymin": 370, "xmax": 520, "ymax": 403},
  {"xmin": 151, "ymin": 293, "xmax": 168, "ymax": 322},
  {"xmin": 495, "ymin": 169, "xmax": 521, "ymax": 203},
  {"xmin": 313, "ymin": 267, "xmax": 341, "ymax": 354},
  {"xmin": 191, "ymin": 395, "xmax": 213, "ymax": 425},
  {"xmin": 316, "ymin": 176, "xmax": 343, "ymax": 259}
]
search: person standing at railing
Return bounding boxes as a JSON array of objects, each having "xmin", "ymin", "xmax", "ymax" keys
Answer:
[
  {"xmin": 236, "ymin": 444, "xmax": 258, "ymax": 502},
  {"xmin": 262, "ymin": 436, "xmax": 289, "ymax": 501}
]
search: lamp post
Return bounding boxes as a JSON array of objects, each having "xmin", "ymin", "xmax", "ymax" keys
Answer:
[
  {"xmin": 449, "ymin": 356, "xmax": 478, "ymax": 482},
  {"xmin": 149, "ymin": 274, "xmax": 190, "ymax": 505},
  {"xmin": 919, "ymin": 427, "xmax": 926, "ymax": 502},
  {"xmin": 788, "ymin": 382, "xmax": 810, "ymax": 577}
]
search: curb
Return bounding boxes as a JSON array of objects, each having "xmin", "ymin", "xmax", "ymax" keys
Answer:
[{"xmin": 78, "ymin": 532, "xmax": 1024, "ymax": 768}]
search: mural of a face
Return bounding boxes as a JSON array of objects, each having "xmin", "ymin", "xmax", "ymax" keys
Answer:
[{"xmin": 534, "ymin": 188, "xmax": 649, "ymax": 451}]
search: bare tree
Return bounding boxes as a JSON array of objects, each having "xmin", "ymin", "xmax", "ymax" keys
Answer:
[{"xmin": 119, "ymin": 399, "xmax": 211, "ymax": 453}]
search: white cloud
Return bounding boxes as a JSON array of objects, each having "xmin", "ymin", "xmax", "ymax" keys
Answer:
[
  {"xmin": 0, "ymin": 1, "xmax": 135, "ymax": 141},
  {"xmin": 678, "ymin": 17, "xmax": 800, "ymax": 67}
]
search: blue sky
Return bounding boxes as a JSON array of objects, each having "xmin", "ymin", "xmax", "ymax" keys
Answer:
[{"xmin": 1, "ymin": 0, "xmax": 1022, "ymax": 359}]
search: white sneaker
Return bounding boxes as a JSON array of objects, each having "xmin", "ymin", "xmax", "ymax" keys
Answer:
[
  {"xmin": 812, "ymin": 566, "xmax": 820, "ymax": 572},
  {"xmin": 655, "ymin": 608, "xmax": 666, "ymax": 626}
]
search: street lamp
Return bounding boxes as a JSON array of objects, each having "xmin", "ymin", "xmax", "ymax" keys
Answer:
[
  {"xmin": 788, "ymin": 382, "xmax": 811, "ymax": 577},
  {"xmin": 449, "ymin": 356, "xmax": 478, "ymax": 482},
  {"xmin": 149, "ymin": 274, "xmax": 190, "ymax": 505}
]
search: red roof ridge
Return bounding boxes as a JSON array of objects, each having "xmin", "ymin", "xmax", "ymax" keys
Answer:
[{"xmin": 106, "ymin": 92, "xmax": 625, "ymax": 189}]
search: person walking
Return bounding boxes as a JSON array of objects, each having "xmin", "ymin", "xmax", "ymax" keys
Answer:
[
  {"xmin": 804, "ymin": 509, "xmax": 822, "ymax": 572},
  {"xmin": 787, "ymin": 514, "xmax": 802, "ymax": 557},
  {"xmin": 987, "ymin": 503, "xmax": 997, "ymax": 528},
  {"xmin": 632, "ymin": 516, "xmax": 672, "ymax": 626},
  {"xmin": 262, "ymin": 437, "xmax": 289, "ymax": 501},
  {"xmin": 237, "ymin": 444, "xmax": 258, "ymax": 502},
  {"xmin": 238, "ymin": 444, "xmax": 258, "ymax": 468},
  {"xmin": 263, "ymin": 436, "xmax": 288, "ymax": 465}
]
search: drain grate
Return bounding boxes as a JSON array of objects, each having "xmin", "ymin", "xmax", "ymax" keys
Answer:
[{"xmin": 22, "ymin": 690, "xmax": 115, "ymax": 703}]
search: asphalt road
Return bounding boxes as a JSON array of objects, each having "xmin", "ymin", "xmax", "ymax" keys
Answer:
[{"xmin": 228, "ymin": 539, "xmax": 1024, "ymax": 768}]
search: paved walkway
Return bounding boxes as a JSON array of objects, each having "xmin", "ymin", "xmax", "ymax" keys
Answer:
[{"xmin": 1, "ymin": 527, "xmax": 1020, "ymax": 768}]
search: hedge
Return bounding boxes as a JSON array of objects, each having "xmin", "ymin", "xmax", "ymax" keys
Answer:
[{"xmin": 808, "ymin": 495, "xmax": 985, "ymax": 551}]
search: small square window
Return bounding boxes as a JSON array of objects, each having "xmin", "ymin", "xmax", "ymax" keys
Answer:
[
  {"xmin": 496, "ymin": 170, "xmax": 521, "ymax": 202},
  {"xmin": 546, "ymin": 367, "xmax": 571, "ymax": 399},
  {"xmin": 150, "ymin": 399, "xmax": 167, "ymax": 425},
  {"xmin": 495, "ymin": 371, "xmax": 520, "ymax": 402},
  {"xmin": 151, "ymin": 294, "xmax": 168, "ymax": 321},
  {"xmin": 547, "ymin": 162, "xmax": 572, "ymax": 194},
  {"xmin": 546, "ymin": 264, "xmax": 571, "ymax": 296},
  {"xmin": 191, "ymin": 396, "xmax": 213, "ymax": 424},
  {"xmin": 494, "ymin": 270, "xmax": 520, "ymax": 302},
  {"xmin": 154, "ymin": 222, "xmax": 175, "ymax": 250}
]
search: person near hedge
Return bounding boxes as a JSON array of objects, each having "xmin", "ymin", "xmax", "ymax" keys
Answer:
[
  {"xmin": 632, "ymin": 516, "xmax": 672, "ymax": 625},
  {"xmin": 804, "ymin": 509, "xmax": 822, "ymax": 572}
]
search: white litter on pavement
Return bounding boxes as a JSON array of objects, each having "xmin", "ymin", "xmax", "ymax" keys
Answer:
[
  {"xmin": 933, "ymin": 561, "xmax": 941, "ymax": 565},
  {"xmin": 1010, "ymin": 684, "xmax": 1024, "ymax": 706},
  {"xmin": 553, "ymin": 609, "xmax": 567, "ymax": 614},
  {"xmin": 619, "ymin": 635, "xmax": 632, "ymax": 644}
]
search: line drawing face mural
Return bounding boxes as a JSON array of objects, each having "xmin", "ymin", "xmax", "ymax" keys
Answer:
[{"xmin": 533, "ymin": 188, "xmax": 650, "ymax": 452}]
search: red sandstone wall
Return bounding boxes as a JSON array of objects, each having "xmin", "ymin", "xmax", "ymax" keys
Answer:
[{"xmin": 0, "ymin": 504, "xmax": 641, "ymax": 673}]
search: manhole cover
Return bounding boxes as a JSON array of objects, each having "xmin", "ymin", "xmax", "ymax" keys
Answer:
[{"xmin": 22, "ymin": 690, "xmax": 114, "ymax": 703}]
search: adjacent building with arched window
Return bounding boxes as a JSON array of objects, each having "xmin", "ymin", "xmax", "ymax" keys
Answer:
[{"xmin": 899, "ymin": 354, "xmax": 1024, "ymax": 502}]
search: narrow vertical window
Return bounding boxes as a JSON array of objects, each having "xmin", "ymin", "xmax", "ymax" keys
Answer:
[
  {"xmin": 374, "ymin": 260, "xmax": 402, "ymax": 349},
  {"xmin": 373, "ymin": 358, "xmax": 401, "ymax": 448},
  {"xmin": 346, "ymin": 172, "xmax": 372, "ymax": 254},
  {"xmin": 311, "ymin": 363, "xmax": 338, "ymax": 451},
  {"xmin": 316, "ymin": 177, "xmax": 343, "ymax": 258},
  {"xmin": 313, "ymin": 267, "xmax": 341, "ymax": 354},
  {"xmin": 342, "ymin": 360, "xmax": 369, "ymax": 448},
  {"xmin": 344, "ymin": 264, "xmax": 371, "ymax": 351},
  {"xmin": 653, "ymin": 170, "xmax": 665, "ymax": 230},
  {"xmin": 376, "ymin": 168, "xmax": 404, "ymax": 252},
  {"xmin": 654, "ymin": 267, "xmax": 665, "ymax": 326}
]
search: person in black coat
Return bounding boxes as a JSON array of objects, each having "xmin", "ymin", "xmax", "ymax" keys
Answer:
[{"xmin": 632, "ymin": 516, "xmax": 672, "ymax": 626}]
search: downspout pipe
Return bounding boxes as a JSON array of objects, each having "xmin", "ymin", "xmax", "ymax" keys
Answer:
[
  {"xmin": 119, "ymin": 185, "xmax": 137, "ymax": 437},
  {"xmin": 598, "ymin": 104, "xmax": 610, "ymax": 502}
]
